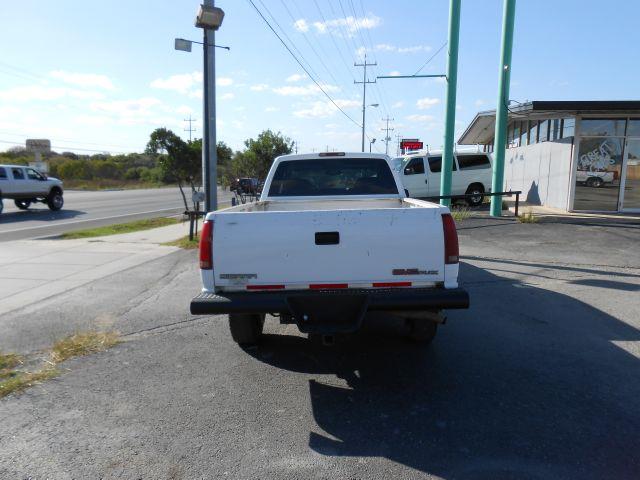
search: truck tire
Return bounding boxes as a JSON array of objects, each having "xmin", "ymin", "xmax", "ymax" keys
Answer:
[
  {"xmin": 586, "ymin": 177, "xmax": 604, "ymax": 188},
  {"xmin": 14, "ymin": 199, "xmax": 31, "ymax": 210},
  {"xmin": 229, "ymin": 313, "xmax": 265, "ymax": 345},
  {"xmin": 465, "ymin": 183, "xmax": 485, "ymax": 207},
  {"xmin": 46, "ymin": 189, "xmax": 64, "ymax": 211},
  {"xmin": 407, "ymin": 320, "xmax": 438, "ymax": 345}
]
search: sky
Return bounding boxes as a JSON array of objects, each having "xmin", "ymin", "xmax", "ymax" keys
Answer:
[{"xmin": 0, "ymin": 0, "xmax": 638, "ymax": 156}]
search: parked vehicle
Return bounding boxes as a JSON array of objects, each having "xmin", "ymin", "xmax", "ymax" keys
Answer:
[
  {"xmin": 576, "ymin": 169, "xmax": 616, "ymax": 188},
  {"xmin": 191, "ymin": 152, "xmax": 469, "ymax": 346},
  {"xmin": 399, "ymin": 151, "xmax": 493, "ymax": 206},
  {"xmin": 0, "ymin": 165, "xmax": 64, "ymax": 215}
]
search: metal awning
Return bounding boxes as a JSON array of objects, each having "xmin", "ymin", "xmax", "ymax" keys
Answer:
[{"xmin": 458, "ymin": 100, "xmax": 640, "ymax": 145}]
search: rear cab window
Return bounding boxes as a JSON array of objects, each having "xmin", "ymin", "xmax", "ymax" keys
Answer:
[
  {"xmin": 457, "ymin": 154, "xmax": 491, "ymax": 170},
  {"xmin": 268, "ymin": 157, "xmax": 399, "ymax": 196},
  {"xmin": 0, "ymin": 167, "xmax": 6, "ymax": 179}
]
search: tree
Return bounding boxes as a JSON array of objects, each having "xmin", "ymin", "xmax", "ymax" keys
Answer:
[
  {"xmin": 242, "ymin": 130, "xmax": 293, "ymax": 179},
  {"xmin": 146, "ymin": 128, "xmax": 200, "ymax": 210}
]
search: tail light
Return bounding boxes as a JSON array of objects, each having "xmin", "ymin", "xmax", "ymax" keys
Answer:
[
  {"xmin": 199, "ymin": 220, "xmax": 213, "ymax": 269},
  {"xmin": 442, "ymin": 213, "xmax": 459, "ymax": 264}
]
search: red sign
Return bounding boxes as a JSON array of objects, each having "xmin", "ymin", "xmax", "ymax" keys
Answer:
[{"xmin": 401, "ymin": 140, "xmax": 423, "ymax": 151}]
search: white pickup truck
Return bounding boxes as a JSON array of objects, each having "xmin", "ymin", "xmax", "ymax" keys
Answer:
[
  {"xmin": 0, "ymin": 164, "xmax": 64, "ymax": 214},
  {"xmin": 190, "ymin": 152, "xmax": 469, "ymax": 346}
]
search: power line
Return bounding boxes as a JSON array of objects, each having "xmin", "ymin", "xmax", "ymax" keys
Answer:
[
  {"xmin": 0, "ymin": 139, "xmax": 134, "ymax": 154},
  {"xmin": 380, "ymin": 116, "xmax": 394, "ymax": 155},
  {"xmin": 414, "ymin": 41, "xmax": 448, "ymax": 76},
  {"xmin": 245, "ymin": 0, "xmax": 363, "ymax": 130}
]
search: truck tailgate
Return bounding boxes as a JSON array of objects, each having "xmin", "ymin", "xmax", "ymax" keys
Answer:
[{"xmin": 212, "ymin": 206, "xmax": 445, "ymax": 290}]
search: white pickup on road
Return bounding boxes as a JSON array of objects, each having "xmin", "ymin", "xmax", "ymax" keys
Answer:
[
  {"xmin": 190, "ymin": 152, "xmax": 469, "ymax": 346},
  {"xmin": 0, "ymin": 164, "xmax": 64, "ymax": 214}
]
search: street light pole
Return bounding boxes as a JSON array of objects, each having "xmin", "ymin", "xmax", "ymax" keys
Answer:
[
  {"xmin": 440, "ymin": 0, "xmax": 461, "ymax": 208},
  {"xmin": 202, "ymin": 0, "xmax": 218, "ymax": 212},
  {"xmin": 490, "ymin": 0, "xmax": 517, "ymax": 217}
]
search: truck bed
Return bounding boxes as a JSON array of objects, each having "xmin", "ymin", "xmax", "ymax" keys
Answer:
[{"xmin": 221, "ymin": 197, "xmax": 438, "ymax": 213}]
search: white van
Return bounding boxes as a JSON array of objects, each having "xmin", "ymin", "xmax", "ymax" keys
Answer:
[{"xmin": 399, "ymin": 151, "xmax": 493, "ymax": 206}]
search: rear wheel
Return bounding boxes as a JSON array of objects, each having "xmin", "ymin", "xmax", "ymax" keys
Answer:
[
  {"xmin": 465, "ymin": 184, "xmax": 485, "ymax": 207},
  {"xmin": 406, "ymin": 319, "xmax": 438, "ymax": 345},
  {"xmin": 14, "ymin": 199, "xmax": 31, "ymax": 210},
  {"xmin": 586, "ymin": 177, "xmax": 604, "ymax": 188},
  {"xmin": 229, "ymin": 313, "xmax": 265, "ymax": 345},
  {"xmin": 46, "ymin": 190, "xmax": 64, "ymax": 211}
]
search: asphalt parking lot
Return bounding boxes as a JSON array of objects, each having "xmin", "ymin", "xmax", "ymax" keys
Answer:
[{"xmin": 1, "ymin": 215, "xmax": 639, "ymax": 479}]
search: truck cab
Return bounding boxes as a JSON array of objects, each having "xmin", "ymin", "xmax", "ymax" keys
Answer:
[{"xmin": 0, "ymin": 165, "xmax": 64, "ymax": 214}]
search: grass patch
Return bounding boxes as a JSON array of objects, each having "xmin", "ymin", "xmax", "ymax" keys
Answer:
[
  {"xmin": 63, "ymin": 179, "xmax": 167, "ymax": 190},
  {"xmin": 61, "ymin": 217, "xmax": 180, "ymax": 239},
  {"xmin": 163, "ymin": 233, "xmax": 200, "ymax": 249},
  {"xmin": 1, "ymin": 331, "xmax": 120, "ymax": 399},
  {"xmin": 51, "ymin": 331, "xmax": 121, "ymax": 363},
  {"xmin": 518, "ymin": 210, "xmax": 539, "ymax": 224},
  {"xmin": 451, "ymin": 206, "xmax": 472, "ymax": 222}
]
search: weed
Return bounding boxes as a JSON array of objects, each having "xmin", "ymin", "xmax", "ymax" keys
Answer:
[
  {"xmin": 61, "ymin": 217, "xmax": 179, "ymax": 239},
  {"xmin": 451, "ymin": 207, "xmax": 472, "ymax": 222},
  {"xmin": 518, "ymin": 210, "xmax": 539, "ymax": 224},
  {"xmin": 51, "ymin": 331, "xmax": 121, "ymax": 363}
]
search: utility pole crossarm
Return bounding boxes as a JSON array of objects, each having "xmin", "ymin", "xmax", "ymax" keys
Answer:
[{"xmin": 381, "ymin": 116, "xmax": 394, "ymax": 156}]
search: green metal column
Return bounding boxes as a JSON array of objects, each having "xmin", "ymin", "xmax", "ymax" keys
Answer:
[
  {"xmin": 490, "ymin": 0, "xmax": 517, "ymax": 217},
  {"xmin": 440, "ymin": 0, "xmax": 461, "ymax": 207}
]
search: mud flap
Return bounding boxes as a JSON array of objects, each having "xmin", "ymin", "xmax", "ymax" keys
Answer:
[{"xmin": 286, "ymin": 293, "xmax": 370, "ymax": 334}]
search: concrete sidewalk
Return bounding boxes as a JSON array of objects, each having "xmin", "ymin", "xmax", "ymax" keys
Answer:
[{"xmin": 0, "ymin": 222, "xmax": 192, "ymax": 316}]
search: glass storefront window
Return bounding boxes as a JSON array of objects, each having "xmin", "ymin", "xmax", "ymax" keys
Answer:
[
  {"xmin": 512, "ymin": 123, "xmax": 520, "ymax": 148},
  {"xmin": 520, "ymin": 121, "xmax": 528, "ymax": 146},
  {"xmin": 562, "ymin": 118, "xmax": 575, "ymax": 138},
  {"xmin": 539, "ymin": 120, "xmax": 549, "ymax": 142},
  {"xmin": 551, "ymin": 119, "xmax": 561, "ymax": 140},
  {"xmin": 528, "ymin": 121, "xmax": 538, "ymax": 145},
  {"xmin": 580, "ymin": 118, "xmax": 626, "ymax": 137},
  {"xmin": 627, "ymin": 119, "xmax": 640, "ymax": 137},
  {"xmin": 573, "ymin": 137, "xmax": 623, "ymax": 211}
]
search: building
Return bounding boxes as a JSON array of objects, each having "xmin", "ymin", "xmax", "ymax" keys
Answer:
[{"xmin": 458, "ymin": 101, "xmax": 640, "ymax": 213}]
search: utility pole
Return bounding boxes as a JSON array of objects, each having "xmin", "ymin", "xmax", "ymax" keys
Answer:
[
  {"xmin": 184, "ymin": 115, "xmax": 196, "ymax": 142},
  {"xmin": 395, "ymin": 133, "xmax": 402, "ymax": 156},
  {"xmin": 354, "ymin": 54, "xmax": 377, "ymax": 152},
  {"xmin": 439, "ymin": 0, "xmax": 462, "ymax": 208},
  {"xmin": 490, "ymin": 0, "xmax": 516, "ymax": 217},
  {"xmin": 380, "ymin": 116, "xmax": 394, "ymax": 155}
]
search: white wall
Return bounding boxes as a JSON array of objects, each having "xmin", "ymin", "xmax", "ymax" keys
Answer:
[{"xmin": 503, "ymin": 137, "xmax": 574, "ymax": 210}]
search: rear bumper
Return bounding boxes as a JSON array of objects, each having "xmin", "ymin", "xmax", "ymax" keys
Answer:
[{"xmin": 190, "ymin": 287, "xmax": 469, "ymax": 315}]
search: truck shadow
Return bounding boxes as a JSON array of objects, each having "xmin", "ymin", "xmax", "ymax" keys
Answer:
[
  {"xmin": 0, "ymin": 208, "xmax": 85, "ymax": 224},
  {"xmin": 247, "ymin": 262, "xmax": 640, "ymax": 479}
]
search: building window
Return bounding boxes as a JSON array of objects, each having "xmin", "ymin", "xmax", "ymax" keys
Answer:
[
  {"xmin": 528, "ymin": 121, "xmax": 538, "ymax": 145},
  {"xmin": 507, "ymin": 123, "xmax": 514, "ymax": 148},
  {"xmin": 561, "ymin": 118, "xmax": 575, "ymax": 138},
  {"xmin": 627, "ymin": 119, "xmax": 640, "ymax": 137},
  {"xmin": 520, "ymin": 121, "xmax": 529, "ymax": 146},
  {"xmin": 539, "ymin": 119, "xmax": 549, "ymax": 142},
  {"xmin": 512, "ymin": 122, "xmax": 520, "ymax": 148},
  {"xmin": 551, "ymin": 119, "xmax": 561, "ymax": 140},
  {"xmin": 580, "ymin": 118, "xmax": 626, "ymax": 137}
]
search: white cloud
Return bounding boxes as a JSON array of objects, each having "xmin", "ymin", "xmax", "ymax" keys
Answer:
[
  {"xmin": 176, "ymin": 105, "xmax": 194, "ymax": 115},
  {"xmin": 265, "ymin": 106, "xmax": 279, "ymax": 112},
  {"xmin": 188, "ymin": 89, "xmax": 203, "ymax": 100},
  {"xmin": 286, "ymin": 73, "xmax": 307, "ymax": 83},
  {"xmin": 416, "ymin": 97, "xmax": 440, "ymax": 110},
  {"xmin": 0, "ymin": 85, "xmax": 105, "ymax": 102},
  {"xmin": 89, "ymin": 97, "xmax": 167, "ymax": 126},
  {"xmin": 314, "ymin": 14, "xmax": 381, "ymax": 35},
  {"xmin": 475, "ymin": 99, "xmax": 487, "ymax": 107},
  {"xmin": 406, "ymin": 114, "xmax": 435, "ymax": 122},
  {"xmin": 50, "ymin": 71, "xmax": 115, "ymax": 90},
  {"xmin": 375, "ymin": 43, "xmax": 395, "ymax": 52},
  {"xmin": 356, "ymin": 46, "xmax": 367, "ymax": 59},
  {"xmin": 221, "ymin": 92, "xmax": 235, "ymax": 100},
  {"xmin": 293, "ymin": 99, "xmax": 359, "ymax": 118},
  {"xmin": 250, "ymin": 83, "xmax": 269, "ymax": 91},
  {"xmin": 388, "ymin": 71, "xmax": 401, "ymax": 77},
  {"xmin": 294, "ymin": 19, "xmax": 309, "ymax": 32},
  {"xmin": 372, "ymin": 44, "xmax": 431, "ymax": 54},
  {"xmin": 273, "ymin": 83, "xmax": 339, "ymax": 96},
  {"xmin": 392, "ymin": 101, "xmax": 405, "ymax": 108},
  {"xmin": 150, "ymin": 72, "xmax": 201, "ymax": 94},
  {"xmin": 150, "ymin": 72, "xmax": 231, "ymax": 95}
]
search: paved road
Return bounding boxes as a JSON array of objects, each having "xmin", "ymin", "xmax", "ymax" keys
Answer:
[
  {"xmin": 1, "ymin": 216, "xmax": 639, "ymax": 478},
  {"xmin": 0, "ymin": 186, "xmax": 233, "ymax": 241}
]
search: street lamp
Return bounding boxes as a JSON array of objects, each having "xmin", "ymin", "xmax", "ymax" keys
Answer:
[
  {"xmin": 195, "ymin": 1, "xmax": 224, "ymax": 213},
  {"xmin": 369, "ymin": 138, "xmax": 377, "ymax": 153}
]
